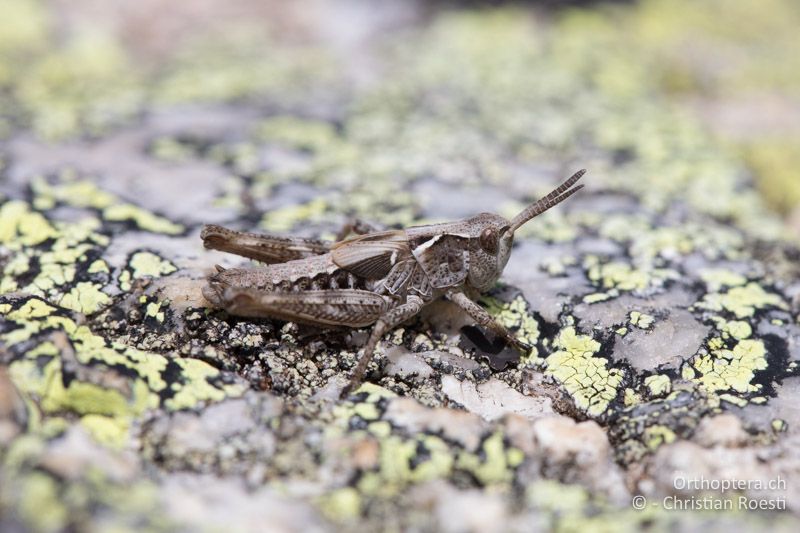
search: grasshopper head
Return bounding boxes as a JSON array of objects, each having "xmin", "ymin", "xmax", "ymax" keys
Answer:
[
  {"xmin": 467, "ymin": 213, "xmax": 514, "ymax": 291},
  {"xmin": 467, "ymin": 169, "xmax": 586, "ymax": 291}
]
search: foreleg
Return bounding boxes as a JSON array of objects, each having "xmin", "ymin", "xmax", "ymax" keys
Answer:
[{"xmin": 446, "ymin": 290, "xmax": 533, "ymax": 353}]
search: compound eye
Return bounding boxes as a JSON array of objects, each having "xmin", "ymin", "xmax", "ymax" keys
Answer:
[{"xmin": 479, "ymin": 227, "xmax": 498, "ymax": 254}]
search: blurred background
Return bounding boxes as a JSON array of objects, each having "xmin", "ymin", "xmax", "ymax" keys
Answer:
[{"xmin": 1, "ymin": 0, "xmax": 798, "ymax": 232}]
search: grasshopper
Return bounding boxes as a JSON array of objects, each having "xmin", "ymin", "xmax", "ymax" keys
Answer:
[{"xmin": 201, "ymin": 169, "xmax": 585, "ymax": 396}]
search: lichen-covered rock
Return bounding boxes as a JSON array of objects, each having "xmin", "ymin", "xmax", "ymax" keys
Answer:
[{"xmin": 2, "ymin": 0, "xmax": 800, "ymax": 531}]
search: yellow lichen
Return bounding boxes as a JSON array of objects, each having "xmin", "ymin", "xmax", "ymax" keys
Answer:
[
  {"xmin": 0, "ymin": 199, "xmax": 117, "ymax": 317},
  {"xmin": 14, "ymin": 358, "xmax": 151, "ymax": 416},
  {"xmin": 696, "ymin": 282, "xmax": 787, "ymax": 318},
  {"xmin": 118, "ymin": 270, "xmax": 132, "ymax": 291},
  {"xmin": 103, "ymin": 204, "xmax": 184, "ymax": 235},
  {"xmin": 718, "ymin": 394, "xmax": 748, "ymax": 407},
  {"xmin": 87, "ymin": 259, "xmax": 109, "ymax": 274},
  {"xmin": 9, "ymin": 298, "xmax": 57, "ymax": 319},
  {"xmin": 545, "ymin": 327, "xmax": 623, "ymax": 417},
  {"xmin": 692, "ymin": 339, "xmax": 768, "ymax": 393},
  {"xmin": 455, "ymin": 431, "xmax": 515, "ymax": 485},
  {"xmin": 31, "ymin": 176, "xmax": 116, "ymax": 210},
  {"xmin": 0, "ymin": 200, "xmax": 58, "ymax": 247},
  {"xmin": 59, "ymin": 282, "xmax": 111, "ymax": 315},
  {"xmin": 367, "ymin": 421, "xmax": 391, "ymax": 439},
  {"xmin": 80, "ymin": 414, "xmax": 130, "ymax": 449},
  {"xmin": 518, "ymin": 210, "xmax": 578, "ymax": 243},
  {"xmin": 26, "ymin": 262, "xmax": 76, "ymax": 295},
  {"xmin": 163, "ymin": 358, "xmax": 245, "ymax": 411},
  {"xmin": 318, "ymin": 488, "xmax": 362, "ymax": 522},
  {"xmin": 411, "ymin": 436, "xmax": 455, "ymax": 482},
  {"xmin": 772, "ymin": 419, "xmax": 787, "ymax": 433},
  {"xmin": 527, "ymin": 480, "xmax": 589, "ymax": 515},
  {"xmin": 18, "ymin": 473, "xmax": 68, "ymax": 533},
  {"xmin": 644, "ymin": 425, "xmax": 676, "ymax": 450},
  {"xmin": 582, "ymin": 292, "xmax": 613, "ymax": 304},
  {"xmin": 598, "ymin": 214, "xmax": 652, "ymax": 243},
  {"xmin": 366, "ymin": 435, "xmax": 454, "ymax": 493},
  {"xmin": 644, "ymin": 374, "xmax": 671, "ymax": 397},
  {"xmin": 699, "ymin": 269, "xmax": 748, "ymax": 292},
  {"xmin": 4, "ymin": 296, "xmax": 244, "ymax": 426},
  {"xmin": 260, "ymin": 197, "xmax": 329, "ymax": 233},
  {"xmin": 354, "ymin": 382, "xmax": 397, "ymax": 401},
  {"xmin": 144, "ymin": 301, "xmax": 165, "ymax": 322},
  {"xmin": 256, "ymin": 115, "xmax": 340, "ymax": 152},
  {"xmin": 353, "ymin": 402, "xmax": 380, "ymax": 421},
  {"xmin": 624, "ymin": 388, "xmax": 641, "ymax": 406},
  {"xmin": 711, "ymin": 317, "xmax": 752, "ymax": 341},
  {"xmin": 540, "ymin": 255, "xmax": 575, "ymax": 277},
  {"xmin": 587, "ymin": 261, "xmax": 677, "ymax": 293},
  {"xmin": 131, "ymin": 251, "xmax": 176, "ymax": 278},
  {"xmin": 708, "ymin": 337, "xmax": 725, "ymax": 351},
  {"xmin": 629, "ymin": 311, "xmax": 655, "ymax": 329}
]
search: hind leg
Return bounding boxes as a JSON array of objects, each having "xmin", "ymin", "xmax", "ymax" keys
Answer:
[
  {"xmin": 202, "ymin": 218, "xmax": 385, "ymax": 263},
  {"xmin": 201, "ymin": 224, "xmax": 331, "ymax": 264},
  {"xmin": 204, "ymin": 286, "xmax": 390, "ymax": 328}
]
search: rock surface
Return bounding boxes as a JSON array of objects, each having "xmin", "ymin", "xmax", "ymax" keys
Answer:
[{"xmin": 2, "ymin": 0, "xmax": 800, "ymax": 531}]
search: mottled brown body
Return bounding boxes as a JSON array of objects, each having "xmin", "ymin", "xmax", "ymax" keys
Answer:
[{"xmin": 202, "ymin": 170, "xmax": 586, "ymax": 395}]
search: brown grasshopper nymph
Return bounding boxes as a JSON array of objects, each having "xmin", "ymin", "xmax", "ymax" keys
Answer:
[{"xmin": 201, "ymin": 169, "xmax": 585, "ymax": 396}]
